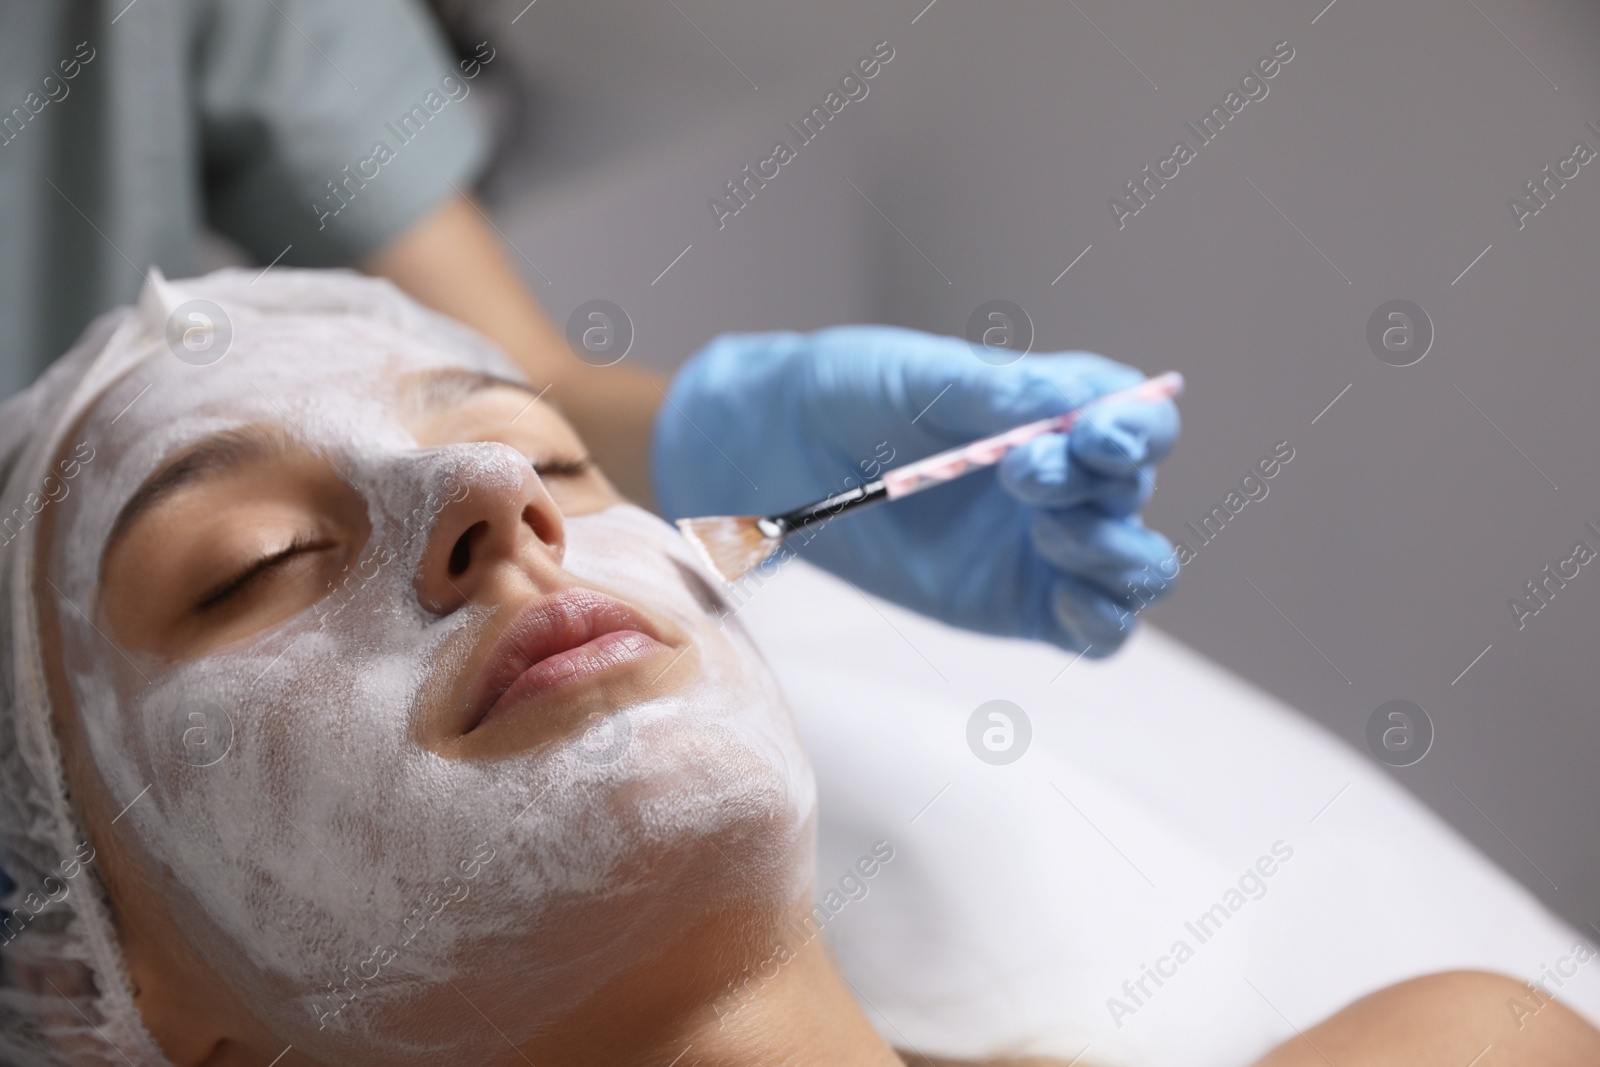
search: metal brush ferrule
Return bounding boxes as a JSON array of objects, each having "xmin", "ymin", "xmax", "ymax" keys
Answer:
[{"xmin": 775, "ymin": 479, "xmax": 888, "ymax": 533}]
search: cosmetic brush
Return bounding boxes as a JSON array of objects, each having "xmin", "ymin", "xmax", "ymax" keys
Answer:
[{"xmin": 676, "ymin": 371, "xmax": 1185, "ymax": 584}]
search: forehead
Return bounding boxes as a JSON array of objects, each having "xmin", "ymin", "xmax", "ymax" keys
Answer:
[
  {"xmin": 53, "ymin": 311, "xmax": 519, "ymax": 575},
  {"xmin": 91, "ymin": 312, "xmax": 510, "ymax": 445}
]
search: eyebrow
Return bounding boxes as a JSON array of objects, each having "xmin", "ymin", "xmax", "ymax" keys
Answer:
[
  {"xmin": 411, "ymin": 368, "xmax": 588, "ymax": 475},
  {"xmin": 102, "ymin": 425, "xmax": 291, "ymax": 568},
  {"xmin": 410, "ymin": 368, "xmax": 542, "ymax": 412}
]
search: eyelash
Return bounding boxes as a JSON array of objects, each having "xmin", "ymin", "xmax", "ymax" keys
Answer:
[
  {"xmin": 196, "ymin": 534, "xmax": 327, "ymax": 612},
  {"xmin": 195, "ymin": 456, "xmax": 592, "ymax": 611},
  {"xmin": 533, "ymin": 455, "xmax": 591, "ymax": 479}
]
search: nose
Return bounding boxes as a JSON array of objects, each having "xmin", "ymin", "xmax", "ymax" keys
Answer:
[{"xmin": 414, "ymin": 446, "xmax": 566, "ymax": 615}]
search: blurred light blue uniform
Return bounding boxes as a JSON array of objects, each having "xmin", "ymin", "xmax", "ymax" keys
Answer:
[{"xmin": 0, "ymin": 0, "xmax": 488, "ymax": 398}]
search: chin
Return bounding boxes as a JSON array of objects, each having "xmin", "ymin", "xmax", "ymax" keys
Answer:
[{"xmin": 260, "ymin": 675, "xmax": 817, "ymax": 1064}]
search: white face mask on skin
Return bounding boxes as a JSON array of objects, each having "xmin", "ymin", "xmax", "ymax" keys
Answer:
[{"xmin": 44, "ymin": 274, "xmax": 816, "ymax": 1064}]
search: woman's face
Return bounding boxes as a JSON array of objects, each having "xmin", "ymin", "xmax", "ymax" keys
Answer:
[{"xmin": 39, "ymin": 309, "xmax": 815, "ymax": 1064}]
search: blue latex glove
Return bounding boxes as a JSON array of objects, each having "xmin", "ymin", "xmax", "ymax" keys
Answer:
[{"xmin": 651, "ymin": 326, "xmax": 1181, "ymax": 656}]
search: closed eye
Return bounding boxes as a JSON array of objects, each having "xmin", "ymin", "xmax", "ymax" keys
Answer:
[
  {"xmin": 196, "ymin": 535, "xmax": 334, "ymax": 612},
  {"xmin": 532, "ymin": 455, "xmax": 591, "ymax": 479}
]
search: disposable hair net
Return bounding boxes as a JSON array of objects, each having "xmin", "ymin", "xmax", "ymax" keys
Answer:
[{"xmin": 0, "ymin": 268, "xmax": 514, "ymax": 1066}]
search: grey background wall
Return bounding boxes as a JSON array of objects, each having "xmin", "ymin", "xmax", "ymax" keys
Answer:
[{"xmin": 460, "ymin": 0, "xmax": 1600, "ymax": 931}]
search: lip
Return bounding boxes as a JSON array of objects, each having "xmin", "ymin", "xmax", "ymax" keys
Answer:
[{"xmin": 466, "ymin": 588, "xmax": 676, "ymax": 733}]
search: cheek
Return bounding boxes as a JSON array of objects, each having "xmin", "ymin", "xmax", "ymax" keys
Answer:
[{"xmin": 560, "ymin": 505, "xmax": 731, "ymax": 626}]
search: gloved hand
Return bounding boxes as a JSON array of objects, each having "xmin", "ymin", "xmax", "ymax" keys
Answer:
[{"xmin": 651, "ymin": 326, "xmax": 1181, "ymax": 656}]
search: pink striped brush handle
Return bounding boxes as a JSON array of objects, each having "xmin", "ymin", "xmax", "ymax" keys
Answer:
[{"xmin": 881, "ymin": 371, "xmax": 1185, "ymax": 500}]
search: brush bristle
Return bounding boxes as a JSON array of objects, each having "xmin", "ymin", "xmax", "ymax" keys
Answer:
[{"xmin": 675, "ymin": 516, "xmax": 783, "ymax": 584}]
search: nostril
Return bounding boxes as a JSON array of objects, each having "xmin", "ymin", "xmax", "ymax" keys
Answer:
[
  {"xmin": 448, "ymin": 521, "xmax": 486, "ymax": 576},
  {"xmin": 522, "ymin": 502, "xmax": 560, "ymax": 549}
]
